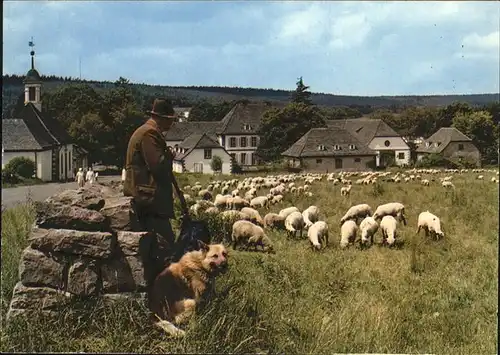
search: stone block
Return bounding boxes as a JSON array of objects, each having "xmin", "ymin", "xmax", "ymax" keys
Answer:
[
  {"xmin": 45, "ymin": 187, "xmax": 105, "ymax": 211},
  {"xmin": 116, "ymin": 231, "xmax": 152, "ymax": 256},
  {"xmin": 34, "ymin": 201, "xmax": 109, "ymax": 231},
  {"xmin": 67, "ymin": 258, "xmax": 100, "ymax": 296},
  {"xmin": 100, "ymin": 253, "xmax": 147, "ymax": 293},
  {"xmin": 100, "ymin": 196, "xmax": 140, "ymax": 231},
  {"xmin": 8, "ymin": 281, "xmax": 73, "ymax": 310},
  {"xmin": 18, "ymin": 247, "xmax": 65, "ymax": 289}
]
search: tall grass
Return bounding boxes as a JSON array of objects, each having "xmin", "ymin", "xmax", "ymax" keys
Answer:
[{"xmin": 1, "ymin": 172, "xmax": 498, "ymax": 353}]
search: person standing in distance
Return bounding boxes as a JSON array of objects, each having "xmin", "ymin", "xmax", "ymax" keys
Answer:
[{"xmin": 123, "ymin": 98, "xmax": 186, "ymax": 310}]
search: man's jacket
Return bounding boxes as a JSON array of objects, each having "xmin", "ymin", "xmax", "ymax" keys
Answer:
[{"xmin": 123, "ymin": 118, "xmax": 175, "ymax": 218}]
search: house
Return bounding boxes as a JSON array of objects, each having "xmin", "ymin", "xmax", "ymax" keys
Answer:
[
  {"xmin": 282, "ymin": 127, "xmax": 376, "ymax": 172},
  {"xmin": 327, "ymin": 117, "xmax": 411, "ymax": 167},
  {"xmin": 164, "ymin": 101, "xmax": 285, "ymax": 173},
  {"xmin": 1, "ymin": 47, "xmax": 88, "ymax": 182},
  {"xmin": 172, "ymin": 133, "xmax": 232, "ymax": 174},
  {"xmin": 416, "ymin": 127, "xmax": 481, "ymax": 166},
  {"xmin": 173, "ymin": 107, "xmax": 192, "ymax": 122}
]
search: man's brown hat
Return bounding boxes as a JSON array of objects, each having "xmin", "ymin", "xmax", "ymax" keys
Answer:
[{"xmin": 147, "ymin": 98, "xmax": 176, "ymax": 119}]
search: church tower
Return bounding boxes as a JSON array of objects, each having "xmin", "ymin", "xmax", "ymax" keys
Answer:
[{"xmin": 23, "ymin": 38, "xmax": 42, "ymax": 111}]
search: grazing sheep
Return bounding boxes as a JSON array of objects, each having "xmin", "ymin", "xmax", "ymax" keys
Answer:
[
  {"xmin": 228, "ymin": 196, "xmax": 250, "ymax": 210},
  {"xmin": 285, "ymin": 211, "xmax": 305, "ymax": 238},
  {"xmin": 373, "ymin": 202, "xmax": 407, "ymax": 225},
  {"xmin": 421, "ymin": 179, "xmax": 430, "ymax": 186},
  {"xmin": 340, "ymin": 204, "xmax": 373, "ymax": 225},
  {"xmin": 441, "ymin": 181, "xmax": 455, "ymax": 189},
  {"xmin": 231, "ymin": 189, "xmax": 240, "ymax": 197},
  {"xmin": 214, "ymin": 194, "xmax": 231, "ymax": 209},
  {"xmin": 221, "ymin": 210, "xmax": 247, "ymax": 221},
  {"xmin": 340, "ymin": 220, "xmax": 358, "ymax": 248},
  {"xmin": 279, "ymin": 206, "xmax": 300, "ymax": 219},
  {"xmin": 198, "ymin": 189, "xmax": 212, "ymax": 201},
  {"xmin": 359, "ymin": 216, "xmax": 379, "ymax": 245},
  {"xmin": 380, "ymin": 215, "xmax": 398, "ymax": 246},
  {"xmin": 204, "ymin": 206, "xmax": 220, "ymax": 215},
  {"xmin": 308, "ymin": 221, "xmax": 329, "ymax": 250},
  {"xmin": 231, "ymin": 220, "xmax": 274, "ymax": 252},
  {"xmin": 340, "ymin": 185, "xmax": 352, "ymax": 196},
  {"xmin": 417, "ymin": 211, "xmax": 444, "ymax": 240},
  {"xmin": 241, "ymin": 207, "xmax": 265, "ymax": 226},
  {"xmin": 271, "ymin": 194, "xmax": 283, "ymax": 204},
  {"xmin": 250, "ymin": 196, "xmax": 269, "ymax": 209},
  {"xmin": 302, "ymin": 205, "xmax": 320, "ymax": 228},
  {"xmin": 263, "ymin": 213, "xmax": 285, "ymax": 230}
]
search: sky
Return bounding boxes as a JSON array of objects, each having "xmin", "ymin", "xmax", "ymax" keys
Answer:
[{"xmin": 3, "ymin": 1, "xmax": 500, "ymax": 96}]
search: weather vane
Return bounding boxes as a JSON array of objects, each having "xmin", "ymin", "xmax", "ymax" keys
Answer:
[{"xmin": 29, "ymin": 37, "xmax": 35, "ymax": 53}]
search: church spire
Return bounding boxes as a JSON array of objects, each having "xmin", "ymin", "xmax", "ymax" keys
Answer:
[
  {"xmin": 29, "ymin": 37, "xmax": 35, "ymax": 69},
  {"xmin": 24, "ymin": 37, "xmax": 42, "ymax": 111}
]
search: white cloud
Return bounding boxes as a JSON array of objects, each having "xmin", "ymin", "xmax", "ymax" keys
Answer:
[
  {"xmin": 329, "ymin": 13, "xmax": 372, "ymax": 49},
  {"xmin": 454, "ymin": 31, "xmax": 500, "ymax": 60}
]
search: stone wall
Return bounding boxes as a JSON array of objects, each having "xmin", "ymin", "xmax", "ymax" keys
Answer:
[{"xmin": 6, "ymin": 182, "xmax": 153, "ymax": 322}]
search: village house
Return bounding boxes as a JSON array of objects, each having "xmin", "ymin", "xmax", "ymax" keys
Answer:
[
  {"xmin": 416, "ymin": 127, "xmax": 481, "ymax": 166},
  {"xmin": 172, "ymin": 133, "xmax": 232, "ymax": 174},
  {"xmin": 282, "ymin": 127, "xmax": 377, "ymax": 172},
  {"xmin": 327, "ymin": 117, "xmax": 411, "ymax": 167},
  {"xmin": 2, "ymin": 48, "xmax": 88, "ymax": 182}
]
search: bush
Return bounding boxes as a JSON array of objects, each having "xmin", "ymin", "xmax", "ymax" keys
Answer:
[
  {"xmin": 1, "ymin": 170, "xmax": 21, "ymax": 184},
  {"xmin": 415, "ymin": 154, "xmax": 461, "ymax": 169},
  {"xmin": 231, "ymin": 160, "xmax": 242, "ymax": 174},
  {"xmin": 210, "ymin": 155, "xmax": 223, "ymax": 173},
  {"xmin": 3, "ymin": 157, "xmax": 36, "ymax": 179}
]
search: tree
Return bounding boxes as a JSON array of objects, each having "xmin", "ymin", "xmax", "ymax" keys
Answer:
[
  {"xmin": 210, "ymin": 155, "xmax": 223, "ymax": 173},
  {"xmin": 452, "ymin": 110, "xmax": 499, "ymax": 164},
  {"xmin": 256, "ymin": 102, "xmax": 326, "ymax": 162},
  {"xmin": 4, "ymin": 157, "xmax": 36, "ymax": 178},
  {"xmin": 290, "ymin": 77, "xmax": 312, "ymax": 105},
  {"xmin": 188, "ymin": 100, "xmax": 234, "ymax": 121}
]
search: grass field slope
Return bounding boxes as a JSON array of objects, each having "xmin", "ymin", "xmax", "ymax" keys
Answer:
[{"xmin": 1, "ymin": 169, "xmax": 498, "ymax": 354}]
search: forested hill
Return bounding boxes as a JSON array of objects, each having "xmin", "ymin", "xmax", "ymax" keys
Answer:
[{"xmin": 3, "ymin": 74, "xmax": 499, "ymax": 115}]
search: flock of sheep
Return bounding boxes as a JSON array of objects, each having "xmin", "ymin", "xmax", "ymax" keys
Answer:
[{"xmin": 181, "ymin": 167, "xmax": 499, "ymax": 253}]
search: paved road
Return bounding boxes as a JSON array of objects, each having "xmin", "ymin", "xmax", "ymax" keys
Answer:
[{"xmin": 1, "ymin": 175, "xmax": 121, "ymax": 210}]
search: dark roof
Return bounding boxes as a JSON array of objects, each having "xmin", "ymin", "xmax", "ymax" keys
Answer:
[
  {"xmin": 164, "ymin": 121, "xmax": 222, "ymax": 141},
  {"xmin": 2, "ymin": 119, "xmax": 45, "ymax": 150},
  {"xmin": 24, "ymin": 68, "xmax": 42, "ymax": 83},
  {"xmin": 5, "ymin": 103, "xmax": 73, "ymax": 151},
  {"xmin": 327, "ymin": 118, "xmax": 400, "ymax": 144},
  {"xmin": 174, "ymin": 133, "xmax": 229, "ymax": 161},
  {"xmin": 416, "ymin": 127, "xmax": 473, "ymax": 153},
  {"xmin": 218, "ymin": 102, "xmax": 286, "ymax": 135},
  {"xmin": 282, "ymin": 128, "xmax": 377, "ymax": 158}
]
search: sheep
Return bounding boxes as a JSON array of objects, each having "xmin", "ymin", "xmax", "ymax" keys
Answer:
[
  {"xmin": 421, "ymin": 179, "xmax": 430, "ymax": 186},
  {"xmin": 204, "ymin": 206, "xmax": 220, "ymax": 215},
  {"xmin": 339, "ymin": 204, "xmax": 373, "ymax": 225},
  {"xmin": 302, "ymin": 205, "xmax": 320, "ymax": 228},
  {"xmin": 307, "ymin": 221, "xmax": 329, "ymax": 250},
  {"xmin": 227, "ymin": 196, "xmax": 250, "ymax": 210},
  {"xmin": 241, "ymin": 207, "xmax": 265, "ymax": 227},
  {"xmin": 340, "ymin": 220, "xmax": 358, "ymax": 248},
  {"xmin": 373, "ymin": 202, "xmax": 407, "ymax": 226},
  {"xmin": 271, "ymin": 194, "xmax": 283, "ymax": 204},
  {"xmin": 263, "ymin": 213, "xmax": 285, "ymax": 230},
  {"xmin": 214, "ymin": 194, "xmax": 231, "ymax": 209},
  {"xmin": 340, "ymin": 185, "xmax": 352, "ymax": 196},
  {"xmin": 380, "ymin": 215, "xmax": 398, "ymax": 246},
  {"xmin": 285, "ymin": 211, "xmax": 305, "ymax": 238},
  {"xmin": 231, "ymin": 220, "xmax": 274, "ymax": 252},
  {"xmin": 441, "ymin": 181, "xmax": 455, "ymax": 189},
  {"xmin": 417, "ymin": 211, "xmax": 444, "ymax": 240},
  {"xmin": 359, "ymin": 216, "xmax": 379, "ymax": 245},
  {"xmin": 279, "ymin": 206, "xmax": 300, "ymax": 219},
  {"xmin": 198, "ymin": 189, "xmax": 212, "ymax": 201},
  {"xmin": 250, "ymin": 196, "xmax": 269, "ymax": 209}
]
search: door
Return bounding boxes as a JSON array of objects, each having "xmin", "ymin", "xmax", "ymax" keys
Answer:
[
  {"xmin": 194, "ymin": 163, "xmax": 203, "ymax": 173},
  {"xmin": 335, "ymin": 158, "xmax": 343, "ymax": 169}
]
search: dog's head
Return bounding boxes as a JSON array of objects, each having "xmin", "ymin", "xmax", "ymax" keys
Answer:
[{"xmin": 198, "ymin": 240, "xmax": 229, "ymax": 275}]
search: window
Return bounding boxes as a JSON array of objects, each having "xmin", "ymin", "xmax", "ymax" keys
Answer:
[
  {"xmin": 349, "ymin": 144, "xmax": 356, "ymax": 150},
  {"xmin": 458, "ymin": 144, "xmax": 464, "ymax": 151},
  {"xmin": 316, "ymin": 159, "xmax": 323, "ymax": 164},
  {"xmin": 230, "ymin": 153, "xmax": 236, "ymax": 161},
  {"xmin": 230, "ymin": 137, "xmax": 236, "ymax": 148},
  {"xmin": 318, "ymin": 144, "xmax": 326, "ymax": 151},
  {"xmin": 354, "ymin": 158, "xmax": 361, "ymax": 163},
  {"xmin": 334, "ymin": 145, "xmax": 341, "ymax": 150},
  {"xmin": 398, "ymin": 152, "xmax": 405, "ymax": 160},
  {"xmin": 204, "ymin": 149, "xmax": 212, "ymax": 159},
  {"xmin": 251, "ymin": 136, "xmax": 258, "ymax": 147},
  {"xmin": 251, "ymin": 153, "xmax": 257, "ymax": 165},
  {"xmin": 240, "ymin": 153, "xmax": 246, "ymax": 165},
  {"xmin": 384, "ymin": 140, "xmax": 391, "ymax": 147},
  {"xmin": 240, "ymin": 137, "xmax": 247, "ymax": 147},
  {"xmin": 335, "ymin": 158, "xmax": 343, "ymax": 169},
  {"xmin": 28, "ymin": 87, "xmax": 36, "ymax": 101},
  {"xmin": 425, "ymin": 142, "xmax": 430, "ymax": 147}
]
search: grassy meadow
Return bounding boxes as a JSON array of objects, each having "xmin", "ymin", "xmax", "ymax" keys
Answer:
[{"xmin": 1, "ymin": 170, "xmax": 498, "ymax": 353}]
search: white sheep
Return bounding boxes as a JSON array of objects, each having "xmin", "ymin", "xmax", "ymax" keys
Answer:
[
  {"xmin": 198, "ymin": 189, "xmax": 212, "ymax": 201},
  {"xmin": 279, "ymin": 206, "xmax": 300, "ymax": 219},
  {"xmin": 231, "ymin": 220, "xmax": 274, "ymax": 252},
  {"xmin": 340, "ymin": 220, "xmax": 358, "ymax": 248},
  {"xmin": 340, "ymin": 185, "xmax": 352, "ymax": 196},
  {"xmin": 250, "ymin": 196, "xmax": 269, "ymax": 209},
  {"xmin": 372, "ymin": 202, "xmax": 407, "ymax": 226},
  {"xmin": 214, "ymin": 194, "xmax": 231, "ymax": 209},
  {"xmin": 302, "ymin": 205, "xmax": 320, "ymax": 228},
  {"xmin": 263, "ymin": 213, "xmax": 286, "ymax": 230},
  {"xmin": 359, "ymin": 216, "xmax": 379, "ymax": 245},
  {"xmin": 417, "ymin": 211, "xmax": 444, "ymax": 240},
  {"xmin": 308, "ymin": 221, "xmax": 329, "ymax": 250},
  {"xmin": 241, "ymin": 207, "xmax": 265, "ymax": 227},
  {"xmin": 441, "ymin": 181, "xmax": 455, "ymax": 189},
  {"xmin": 227, "ymin": 196, "xmax": 250, "ymax": 210},
  {"xmin": 285, "ymin": 211, "xmax": 305, "ymax": 238},
  {"xmin": 340, "ymin": 204, "xmax": 373, "ymax": 225},
  {"xmin": 380, "ymin": 215, "xmax": 398, "ymax": 246},
  {"xmin": 421, "ymin": 179, "xmax": 430, "ymax": 186},
  {"xmin": 271, "ymin": 195, "xmax": 283, "ymax": 204}
]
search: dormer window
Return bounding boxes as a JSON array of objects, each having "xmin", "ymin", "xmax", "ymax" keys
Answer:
[
  {"xmin": 317, "ymin": 144, "xmax": 326, "ymax": 151},
  {"xmin": 426, "ymin": 142, "xmax": 430, "ymax": 147},
  {"xmin": 434, "ymin": 142, "xmax": 439, "ymax": 148},
  {"xmin": 334, "ymin": 145, "xmax": 341, "ymax": 151},
  {"xmin": 349, "ymin": 144, "xmax": 356, "ymax": 150},
  {"xmin": 243, "ymin": 124, "xmax": 252, "ymax": 131}
]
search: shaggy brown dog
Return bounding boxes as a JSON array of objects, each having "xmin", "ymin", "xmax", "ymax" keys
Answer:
[{"xmin": 150, "ymin": 241, "xmax": 228, "ymax": 337}]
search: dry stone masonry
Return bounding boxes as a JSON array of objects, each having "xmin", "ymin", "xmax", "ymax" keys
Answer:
[{"xmin": 6, "ymin": 182, "xmax": 152, "ymax": 322}]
